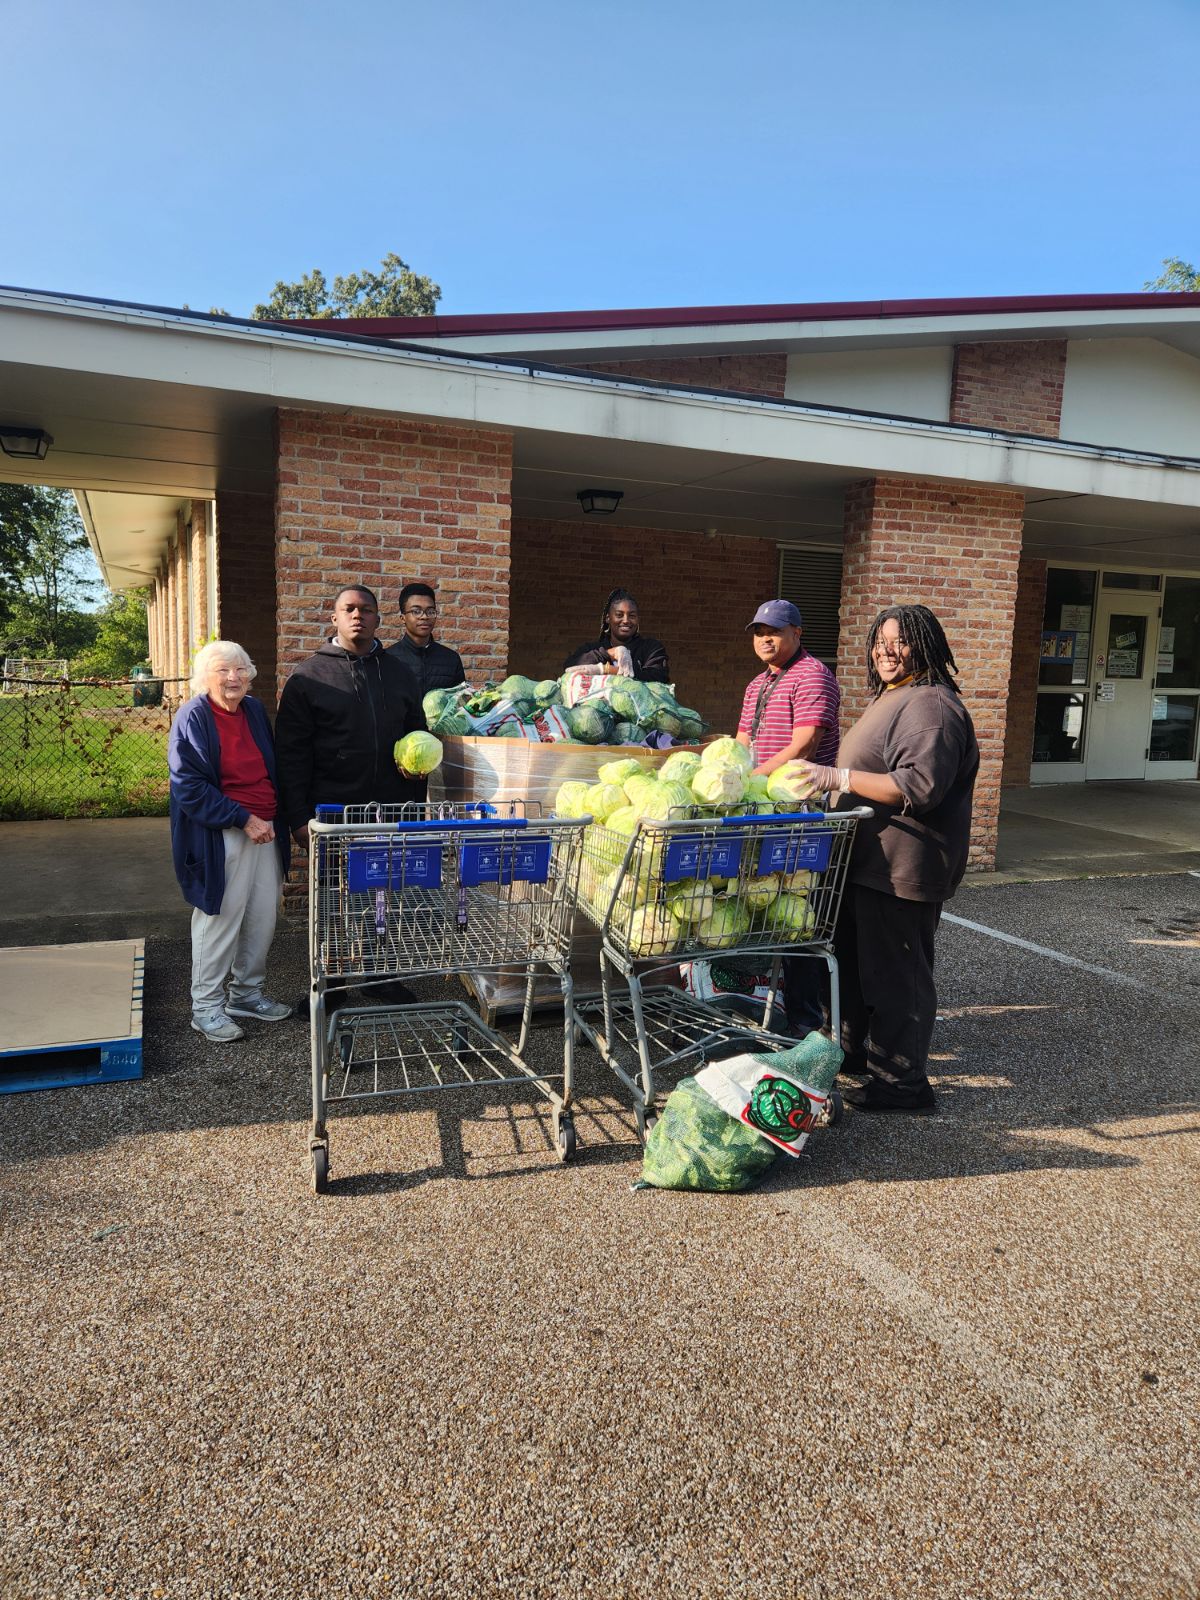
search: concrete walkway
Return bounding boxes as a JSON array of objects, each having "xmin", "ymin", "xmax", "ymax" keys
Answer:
[{"xmin": 990, "ymin": 781, "xmax": 1200, "ymax": 885}]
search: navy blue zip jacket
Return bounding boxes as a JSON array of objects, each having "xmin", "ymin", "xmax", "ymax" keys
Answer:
[{"xmin": 169, "ymin": 694, "xmax": 291, "ymax": 916}]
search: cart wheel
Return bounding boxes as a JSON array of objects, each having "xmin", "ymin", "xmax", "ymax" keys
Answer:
[
  {"xmin": 828, "ymin": 1090, "xmax": 844, "ymax": 1127},
  {"xmin": 555, "ymin": 1114, "xmax": 577, "ymax": 1164},
  {"xmin": 635, "ymin": 1105, "xmax": 658, "ymax": 1144},
  {"xmin": 310, "ymin": 1145, "xmax": 329, "ymax": 1194}
]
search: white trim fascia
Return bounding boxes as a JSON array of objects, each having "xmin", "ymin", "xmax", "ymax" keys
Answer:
[
  {"xmin": 404, "ymin": 307, "xmax": 1200, "ymax": 359},
  {"xmin": 7, "ymin": 290, "xmax": 1200, "ymax": 513}
]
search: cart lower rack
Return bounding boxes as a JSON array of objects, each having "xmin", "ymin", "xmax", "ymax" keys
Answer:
[
  {"xmin": 306, "ymin": 802, "xmax": 586, "ymax": 1191},
  {"xmin": 570, "ymin": 804, "xmax": 868, "ymax": 1137}
]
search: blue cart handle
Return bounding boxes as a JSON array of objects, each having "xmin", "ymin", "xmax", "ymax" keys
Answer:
[
  {"xmin": 719, "ymin": 809, "xmax": 827, "ymax": 825},
  {"xmin": 382, "ymin": 816, "xmax": 528, "ymax": 834}
]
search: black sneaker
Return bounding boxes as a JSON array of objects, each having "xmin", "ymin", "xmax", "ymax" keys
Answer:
[{"xmin": 843, "ymin": 1079, "xmax": 938, "ymax": 1115}]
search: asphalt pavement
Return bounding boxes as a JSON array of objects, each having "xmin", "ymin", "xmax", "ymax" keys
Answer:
[{"xmin": 1, "ymin": 872, "xmax": 1198, "ymax": 1598}]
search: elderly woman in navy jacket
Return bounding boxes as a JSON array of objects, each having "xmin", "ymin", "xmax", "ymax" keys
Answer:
[{"xmin": 169, "ymin": 641, "xmax": 292, "ymax": 1043}]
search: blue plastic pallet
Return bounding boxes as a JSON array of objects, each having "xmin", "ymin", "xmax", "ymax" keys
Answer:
[{"xmin": 0, "ymin": 939, "xmax": 144, "ymax": 1094}]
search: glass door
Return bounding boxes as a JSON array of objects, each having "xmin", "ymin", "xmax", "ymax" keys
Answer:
[
  {"xmin": 1150, "ymin": 576, "xmax": 1200, "ymax": 780},
  {"xmin": 1085, "ymin": 593, "xmax": 1160, "ymax": 780}
]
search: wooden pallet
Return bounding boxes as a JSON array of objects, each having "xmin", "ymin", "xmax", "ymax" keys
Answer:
[{"xmin": 0, "ymin": 939, "xmax": 144, "ymax": 1093}]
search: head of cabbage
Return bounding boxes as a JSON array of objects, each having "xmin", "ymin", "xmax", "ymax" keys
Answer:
[
  {"xmin": 625, "ymin": 904, "xmax": 679, "ymax": 959},
  {"xmin": 611, "ymin": 721, "xmax": 644, "ymax": 746},
  {"xmin": 608, "ymin": 679, "xmax": 656, "ymax": 727},
  {"xmin": 554, "ymin": 780, "xmax": 592, "ymax": 819},
  {"xmin": 633, "ymin": 779, "xmax": 693, "ymax": 822},
  {"xmin": 565, "ymin": 700, "xmax": 614, "ymax": 745},
  {"xmin": 422, "ymin": 688, "xmax": 470, "ymax": 737},
  {"xmin": 741, "ymin": 873, "xmax": 781, "ymax": 912},
  {"xmin": 585, "ymin": 782, "xmax": 625, "ymax": 822},
  {"xmin": 766, "ymin": 762, "xmax": 824, "ymax": 806},
  {"xmin": 598, "ymin": 756, "xmax": 644, "ymax": 788},
  {"xmin": 694, "ymin": 897, "xmax": 752, "ymax": 950},
  {"xmin": 664, "ymin": 878, "xmax": 716, "ymax": 927},
  {"xmin": 701, "ymin": 736, "xmax": 752, "ymax": 774},
  {"xmin": 659, "ymin": 749, "xmax": 701, "ymax": 785},
  {"xmin": 394, "ymin": 730, "xmax": 444, "ymax": 776},
  {"xmin": 761, "ymin": 891, "xmax": 817, "ymax": 941},
  {"xmin": 691, "ymin": 762, "xmax": 746, "ymax": 807}
]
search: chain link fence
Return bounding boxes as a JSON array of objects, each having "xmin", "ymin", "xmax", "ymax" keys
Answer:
[{"xmin": 0, "ymin": 675, "xmax": 189, "ymax": 820}]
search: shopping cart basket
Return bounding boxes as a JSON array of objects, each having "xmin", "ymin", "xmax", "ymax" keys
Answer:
[
  {"xmin": 571, "ymin": 805, "xmax": 869, "ymax": 1138},
  {"xmin": 305, "ymin": 801, "xmax": 587, "ymax": 1191}
]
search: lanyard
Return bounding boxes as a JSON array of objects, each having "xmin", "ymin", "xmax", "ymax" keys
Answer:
[{"xmin": 749, "ymin": 653, "xmax": 801, "ymax": 741}]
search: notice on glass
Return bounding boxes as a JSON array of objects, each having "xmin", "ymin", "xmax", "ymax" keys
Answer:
[
  {"xmin": 1157, "ymin": 652, "xmax": 1175, "ymax": 673},
  {"xmin": 1108, "ymin": 650, "xmax": 1139, "ymax": 677},
  {"xmin": 1160, "ymin": 626, "xmax": 1176, "ymax": 651},
  {"xmin": 1060, "ymin": 605, "xmax": 1091, "ymax": 632},
  {"xmin": 1153, "ymin": 695, "xmax": 1169, "ymax": 722}
]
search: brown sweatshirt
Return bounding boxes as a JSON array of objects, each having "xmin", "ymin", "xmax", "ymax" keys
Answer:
[{"xmin": 834, "ymin": 681, "xmax": 979, "ymax": 903}]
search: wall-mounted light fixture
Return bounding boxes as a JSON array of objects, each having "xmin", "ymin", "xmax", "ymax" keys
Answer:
[
  {"xmin": 0, "ymin": 426, "xmax": 53, "ymax": 461},
  {"xmin": 576, "ymin": 488, "xmax": 623, "ymax": 516}
]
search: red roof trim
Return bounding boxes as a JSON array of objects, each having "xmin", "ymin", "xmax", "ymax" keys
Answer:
[{"xmin": 287, "ymin": 291, "xmax": 1200, "ymax": 341}]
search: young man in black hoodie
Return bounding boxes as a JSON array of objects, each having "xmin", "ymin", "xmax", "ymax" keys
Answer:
[
  {"xmin": 275, "ymin": 585, "xmax": 427, "ymax": 848},
  {"xmin": 387, "ymin": 582, "xmax": 466, "ymax": 698}
]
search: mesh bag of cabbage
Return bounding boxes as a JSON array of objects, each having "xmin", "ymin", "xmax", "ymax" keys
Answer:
[{"xmin": 638, "ymin": 1034, "xmax": 843, "ymax": 1192}]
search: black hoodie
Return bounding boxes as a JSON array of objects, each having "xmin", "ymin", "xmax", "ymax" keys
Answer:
[{"xmin": 275, "ymin": 639, "xmax": 427, "ymax": 830}]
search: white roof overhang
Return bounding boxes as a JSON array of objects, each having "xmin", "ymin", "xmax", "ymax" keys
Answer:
[{"xmin": 1, "ymin": 287, "xmax": 1199, "ymax": 584}]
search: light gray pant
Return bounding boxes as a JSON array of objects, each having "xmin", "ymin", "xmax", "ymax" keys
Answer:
[{"xmin": 190, "ymin": 827, "xmax": 283, "ymax": 1018}]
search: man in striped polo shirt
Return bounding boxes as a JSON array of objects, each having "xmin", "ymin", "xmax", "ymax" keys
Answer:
[{"xmin": 736, "ymin": 599, "xmax": 841, "ymax": 1034}]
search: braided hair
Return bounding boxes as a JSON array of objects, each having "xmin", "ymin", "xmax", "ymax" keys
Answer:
[
  {"xmin": 599, "ymin": 587, "xmax": 639, "ymax": 643},
  {"xmin": 865, "ymin": 604, "xmax": 961, "ymax": 697}
]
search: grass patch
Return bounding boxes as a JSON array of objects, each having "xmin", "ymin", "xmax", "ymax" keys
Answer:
[{"xmin": 0, "ymin": 688, "xmax": 175, "ymax": 820}]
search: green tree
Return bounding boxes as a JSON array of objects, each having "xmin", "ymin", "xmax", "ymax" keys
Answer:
[
  {"xmin": 0, "ymin": 486, "xmax": 98, "ymax": 657},
  {"xmin": 1144, "ymin": 257, "xmax": 1199, "ymax": 291},
  {"xmin": 251, "ymin": 251, "xmax": 440, "ymax": 320},
  {"xmin": 72, "ymin": 587, "xmax": 150, "ymax": 678}
]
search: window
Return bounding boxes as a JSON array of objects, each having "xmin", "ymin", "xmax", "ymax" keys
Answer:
[
  {"xmin": 1149, "ymin": 696, "xmax": 1197, "ymax": 762},
  {"xmin": 1033, "ymin": 692, "xmax": 1087, "ymax": 763},
  {"xmin": 1039, "ymin": 568, "xmax": 1095, "ymax": 688},
  {"xmin": 778, "ymin": 545, "xmax": 842, "ymax": 668},
  {"xmin": 1102, "ymin": 571, "xmax": 1161, "ymax": 591},
  {"xmin": 1158, "ymin": 577, "xmax": 1200, "ymax": 691}
]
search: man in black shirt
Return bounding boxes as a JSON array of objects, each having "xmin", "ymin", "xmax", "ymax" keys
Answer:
[{"xmin": 387, "ymin": 583, "xmax": 466, "ymax": 699}]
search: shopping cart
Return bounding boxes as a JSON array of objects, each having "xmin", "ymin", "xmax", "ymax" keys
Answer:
[
  {"xmin": 571, "ymin": 805, "xmax": 869, "ymax": 1139},
  {"xmin": 305, "ymin": 801, "xmax": 588, "ymax": 1192}
]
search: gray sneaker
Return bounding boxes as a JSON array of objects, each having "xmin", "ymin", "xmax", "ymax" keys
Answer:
[
  {"xmin": 226, "ymin": 995, "xmax": 293, "ymax": 1024},
  {"xmin": 192, "ymin": 1010, "xmax": 245, "ymax": 1043}
]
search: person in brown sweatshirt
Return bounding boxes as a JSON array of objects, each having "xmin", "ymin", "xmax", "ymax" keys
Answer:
[{"xmin": 791, "ymin": 604, "xmax": 979, "ymax": 1113}]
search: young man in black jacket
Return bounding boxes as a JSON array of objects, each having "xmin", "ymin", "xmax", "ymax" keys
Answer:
[
  {"xmin": 275, "ymin": 585, "xmax": 427, "ymax": 848},
  {"xmin": 387, "ymin": 582, "xmax": 466, "ymax": 699}
]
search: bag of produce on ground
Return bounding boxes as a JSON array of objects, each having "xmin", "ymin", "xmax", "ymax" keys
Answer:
[{"xmin": 637, "ymin": 1034, "xmax": 843, "ymax": 1192}]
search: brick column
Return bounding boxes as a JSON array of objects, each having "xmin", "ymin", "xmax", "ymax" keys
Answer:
[
  {"xmin": 275, "ymin": 411, "xmax": 513, "ymax": 687},
  {"xmin": 189, "ymin": 500, "xmax": 210, "ymax": 643},
  {"xmin": 838, "ymin": 476, "xmax": 1025, "ymax": 872},
  {"xmin": 1002, "ymin": 556, "xmax": 1047, "ymax": 787},
  {"xmin": 216, "ymin": 492, "xmax": 277, "ymax": 701}
]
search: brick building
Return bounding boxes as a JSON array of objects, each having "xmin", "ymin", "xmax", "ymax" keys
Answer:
[{"xmin": 4, "ymin": 285, "xmax": 1200, "ymax": 869}]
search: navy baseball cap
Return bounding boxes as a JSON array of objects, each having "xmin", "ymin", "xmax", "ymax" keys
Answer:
[{"xmin": 746, "ymin": 599, "xmax": 803, "ymax": 631}]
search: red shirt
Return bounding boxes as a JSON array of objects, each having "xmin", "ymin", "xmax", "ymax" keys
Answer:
[
  {"xmin": 211, "ymin": 701, "xmax": 276, "ymax": 820},
  {"xmin": 737, "ymin": 648, "xmax": 840, "ymax": 766}
]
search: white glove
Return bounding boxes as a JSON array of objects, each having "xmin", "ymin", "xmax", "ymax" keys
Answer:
[{"xmin": 609, "ymin": 646, "xmax": 634, "ymax": 677}]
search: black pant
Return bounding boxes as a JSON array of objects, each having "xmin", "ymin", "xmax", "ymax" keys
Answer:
[
  {"xmin": 834, "ymin": 883, "xmax": 942, "ymax": 1091},
  {"xmin": 782, "ymin": 954, "xmax": 828, "ymax": 1034}
]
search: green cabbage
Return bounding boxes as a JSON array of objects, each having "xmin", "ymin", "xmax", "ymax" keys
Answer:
[
  {"xmin": 782, "ymin": 869, "xmax": 817, "ymax": 894},
  {"xmin": 652, "ymin": 704, "xmax": 686, "ymax": 737},
  {"xmin": 766, "ymin": 762, "xmax": 823, "ymax": 806},
  {"xmin": 659, "ymin": 750, "xmax": 701, "ymax": 785},
  {"xmin": 741, "ymin": 873, "xmax": 781, "ymax": 911},
  {"xmin": 745, "ymin": 774, "xmax": 772, "ymax": 805},
  {"xmin": 608, "ymin": 679, "xmax": 656, "ymax": 726},
  {"xmin": 761, "ymin": 891, "xmax": 817, "ymax": 940},
  {"xmin": 622, "ymin": 771, "xmax": 662, "ymax": 804},
  {"xmin": 676, "ymin": 713, "xmax": 707, "ymax": 744},
  {"xmin": 701, "ymin": 736, "xmax": 752, "ymax": 773},
  {"xmin": 665, "ymin": 878, "xmax": 716, "ymax": 927},
  {"xmin": 422, "ymin": 688, "xmax": 470, "ymax": 737},
  {"xmin": 555, "ymin": 780, "xmax": 592, "ymax": 818},
  {"xmin": 532, "ymin": 678, "xmax": 562, "ymax": 708},
  {"xmin": 394, "ymin": 730, "xmax": 444, "ymax": 776},
  {"xmin": 694, "ymin": 897, "xmax": 752, "ymax": 949},
  {"xmin": 625, "ymin": 905, "xmax": 679, "ymax": 958},
  {"xmin": 691, "ymin": 762, "xmax": 746, "ymax": 807},
  {"xmin": 612, "ymin": 721, "xmax": 644, "ymax": 745},
  {"xmin": 585, "ymin": 782, "xmax": 626, "ymax": 822},
  {"xmin": 599, "ymin": 864, "xmax": 651, "ymax": 912},
  {"xmin": 606, "ymin": 805, "xmax": 640, "ymax": 839},
  {"xmin": 499, "ymin": 674, "xmax": 538, "ymax": 705},
  {"xmin": 573, "ymin": 700, "xmax": 616, "ymax": 744},
  {"xmin": 598, "ymin": 757, "xmax": 644, "ymax": 788},
  {"xmin": 634, "ymin": 779, "xmax": 693, "ymax": 821}
]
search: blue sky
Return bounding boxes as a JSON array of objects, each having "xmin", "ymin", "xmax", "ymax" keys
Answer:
[{"xmin": 2, "ymin": 0, "xmax": 1198, "ymax": 317}]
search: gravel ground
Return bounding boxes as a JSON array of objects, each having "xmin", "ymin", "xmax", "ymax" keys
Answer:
[{"xmin": 2, "ymin": 874, "xmax": 1199, "ymax": 1599}]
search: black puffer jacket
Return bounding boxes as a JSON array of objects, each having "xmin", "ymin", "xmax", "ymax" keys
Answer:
[
  {"xmin": 387, "ymin": 633, "xmax": 466, "ymax": 698},
  {"xmin": 275, "ymin": 640, "xmax": 427, "ymax": 830}
]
